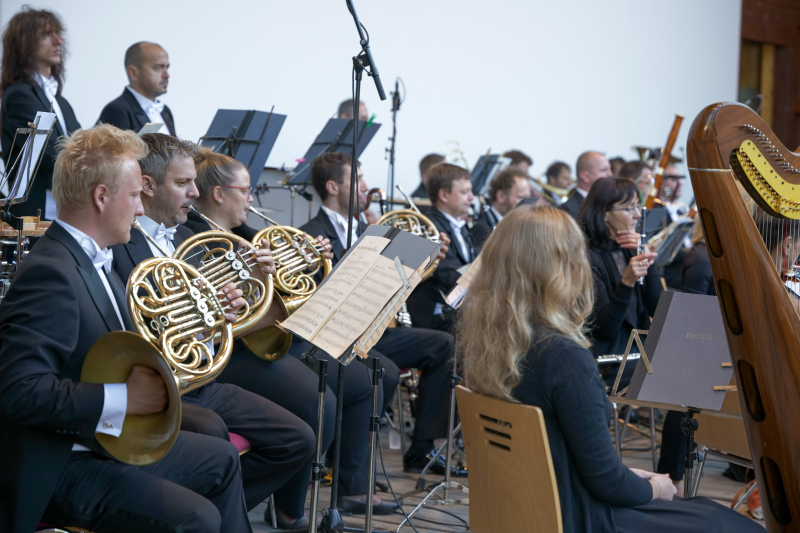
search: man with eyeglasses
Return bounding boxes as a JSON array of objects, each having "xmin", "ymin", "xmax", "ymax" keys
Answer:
[{"xmin": 619, "ymin": 161, "xmax": 654, "ymax": 202}]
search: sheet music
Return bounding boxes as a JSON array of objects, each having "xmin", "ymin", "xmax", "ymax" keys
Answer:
[
  {"xmin": 357, "ymin": 263, "xmax": 420, "ymax": 353},
  {"xmin": 279, "ymin": 236, "xmax": 390, "ymax": 356},
  {"xmin": 138, "ymin": 123, "xmax": 165, "ymax": 135},
  {"xmin": 446, "ymin": 256, "xmax": 482, "ymax": 308},
  {"xmin": 8, "ymin": 112, "xmax": 57, "ymax": 201}
]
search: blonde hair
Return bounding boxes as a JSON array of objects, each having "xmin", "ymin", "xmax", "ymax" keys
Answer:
[
  {"xmin": 456, "ymin": 206, "xmax": 594, "ymax": 401},
  {"xmin": 52, "ymin": 124, "xmax": 147, "ymax": 213},
  {"xmin": 193, "ymin": 147, "xmax": 246, "ymax": 207}
]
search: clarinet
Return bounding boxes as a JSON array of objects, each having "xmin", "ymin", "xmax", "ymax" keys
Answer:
[{"xmin": 638, "ymin": 207, "xmax": 647, "ymax": 285}]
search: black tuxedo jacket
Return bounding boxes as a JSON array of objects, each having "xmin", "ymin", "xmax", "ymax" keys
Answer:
[
  {"xmin": 111, "ymin": 223, "xmax": 195, "ymax": 284},
  {"xmin": 299, "ymin": 208, "xmax": 367, "ymax": 266},
  {"xmin": 0, "ymin": 81, "xmax": 82, "ymax": 217},
  {"xmin": 97, "ymin": 88, "xmax": 176, "ymax": 137},
  {"xmin": 406, "ymin": 208, "xmax": 473, "ymax": 329},
  {"xmin": 410, "ymin": 182, "xmax": 428, "ymax": 200},
  {"xmin": 560, "ymin": 189, "xmax": 583, "ymax": 219},
  {"xmin": 0, "ymin": 221, "xmax": 134, "ymax": 532}
]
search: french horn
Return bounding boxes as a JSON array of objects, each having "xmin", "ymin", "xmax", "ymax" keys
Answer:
[
  {"xmin": 376, "ymin": 184, "xmax": 441, "ymax": 282},
  {"xmin": 246, "ymin": 206, "xmax": 333, "ymax": 359},
  {"xmin": 81, "ymin": 221, "xmax": 236, "ymax": 465}
]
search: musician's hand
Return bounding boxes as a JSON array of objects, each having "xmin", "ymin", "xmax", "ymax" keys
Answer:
[
  {"xmin": 126, "ymin": 365, "xmax": 168, "ymax": 415},
  {"xmin": 437, "ymin": 232, "xmax": 451, "ymax": 261},
  {"xmin": 247, "ymin": 240, "xmax": 276, "ymax": 276},
  {"xmin": 314, "ymin": 235, "xmax": 334, "ymax": 260},
  {"xmin": 629, "ymin": 468, "xmax": 658, "ymax": 480},
  {"xmin": 616, "ymin": 230, "xmax": 641, "ymax": 250},
  {"xmin": 220, "ymin": 282, "xmax": 245, "ymax": 322},
  {"xmin": 621, "ymin": 253, "xmax": 657, "ymax": 287},
  {"xmin": 648, "ymin": 473, "xmax": 677, "ymax": 501},
  {"xmin": 363, "ymin": 209, "xmax": 379, "ymax": 224}
]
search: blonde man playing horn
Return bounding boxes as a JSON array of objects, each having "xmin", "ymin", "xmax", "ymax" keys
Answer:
[{"xmin": 0, "ymin": 124, "xmax": 251, "ymax": 533}]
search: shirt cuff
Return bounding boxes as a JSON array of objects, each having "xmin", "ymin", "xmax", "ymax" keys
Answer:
[{"xmin": 95, "ymin": 383, "xmax": 127, "ymax": 437}]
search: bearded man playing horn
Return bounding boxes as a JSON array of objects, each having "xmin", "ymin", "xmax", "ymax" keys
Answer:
[
  {"xmin": 110, "ymin": 132, "xmax": 315, "ymax": 514},
  {"xmin": 0, "ymin": 124, "xmax": 252, "ymax": 533}
]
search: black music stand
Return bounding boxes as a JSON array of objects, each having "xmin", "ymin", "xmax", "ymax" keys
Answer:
[
  {"xmin": 199, "ymin": 108, "xmax": 286, "ymax": 188},
  {"xmin": 654, "ymin": 219, "xmax": 695, "ymax": 268},
  {"xmin": 1, "ymin": 111, "xmax": 58, "ymax": 210},
  {"xmin": 285, "ymin": 118, "xmax": 381, "ymax": 186},
  {"xmin": 471, "ymin": 154, "xmax": 510, "ymax": 197}
]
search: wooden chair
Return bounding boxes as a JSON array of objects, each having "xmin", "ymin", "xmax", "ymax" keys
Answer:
[{"xmin": 456, "ymin": 385, "xmax": 562, "ymax": 533}]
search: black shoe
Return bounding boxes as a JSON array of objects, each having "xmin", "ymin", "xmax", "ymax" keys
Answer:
[
  {"xmin": 266, "ymin": 507, "xmax": 310, "ymax": 531},
  {"xmin": 403, "ymin": 449, "xmax": 468, "ymax": 477},
  {"xmin": 338, "ymin": 497, "xmax": 400, "ymax": 515}
]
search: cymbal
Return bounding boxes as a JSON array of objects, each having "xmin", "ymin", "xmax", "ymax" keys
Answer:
[{"xmin": 250, "ymin": 206, "xmax": 281, "ymax": 214}]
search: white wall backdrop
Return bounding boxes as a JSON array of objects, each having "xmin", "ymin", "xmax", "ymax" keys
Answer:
[{"xmin": 1, "ymin": 0, "xmax": 742, "ymax": 205}]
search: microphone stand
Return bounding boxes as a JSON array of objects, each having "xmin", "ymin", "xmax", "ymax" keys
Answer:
[
  {"xmin": 319, "ymin": 2, "xmax": 386, "ymax": 532},
  {"xmin": 385, "ymin": 80, "xmax": 401, "ymax": 206}
]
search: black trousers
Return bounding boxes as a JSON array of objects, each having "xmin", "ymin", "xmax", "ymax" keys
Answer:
[
  {"xmin": 182, "ymin": 382, "xmax": 315, "ymax": 511},
  {"xmin": 373, "ymin": 327, "xmax": 453, "ymax": 443},
  {"xmin": 289, "ymin": 338, "xmax": 398, "ymax": 498},
  {"xmin": 42, "ymin": 431, "xmax": 250, "ymax": 533},
  {"xmin": 613, "ymin": 496, "xmax": 764, "ymax": 532},
  {"xmin": 217, "ymin": 342, "xmax": 336, "ymax": 518},
  {"xmin": 657, "ymin": 410, "xmax": 688, "ymax": 481}
]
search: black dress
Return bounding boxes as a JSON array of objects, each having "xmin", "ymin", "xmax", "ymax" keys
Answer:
[{"xmin": 512, "ymin": 334, "xmax": 764, "ymax": 533}]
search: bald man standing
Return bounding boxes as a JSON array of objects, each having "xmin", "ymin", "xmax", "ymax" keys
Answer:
[
  {"xmin": 98, "ymin": 42, "xmax": 176, "ymax": 136},
  {"xmin": 560, "ymin": 150, "xmax": 613, "ymax": 218}
]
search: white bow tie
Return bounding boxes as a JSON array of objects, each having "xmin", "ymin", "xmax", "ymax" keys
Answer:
[
  {"xmin": 155, "ymin": 223, "xmax": 177, "ymax": 242},
  {"xmin": 93, "ymin": 248, "xmax": 114, "ymax": 274},
  {"xmin": 148, "ymin": 100, "xmax": 165, "ymax": 116}
]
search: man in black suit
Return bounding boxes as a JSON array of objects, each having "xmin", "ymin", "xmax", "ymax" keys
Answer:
[
  {"xmin": 0, "ymin": 7, "xmax": 81, "ymax": 218},
  {"xmin": 406, "ymin": 163, "xmax": 475, "ymax": 333},
  {"xmin": 542, "ymin": 160, "xmax": 573, "ymax": 205},
  {"xmin": 302, "ymin": 152, "xmax": 463, "ymax": 477},
  {"xmin": 111, "ymin": 133, "xmax": 315, "ymax": 513},
  {"xmin": 470, "ymin": 167, "xmax": 532, "ymax": 252},
  {"xmin": 410, "ymin": 153, "xmax": 445, "ymax": 199},
  {"xmin": 0, "ymin": 124, "xmax": 251, "ymax": 532},
  {"xmin": 561, "ymin": 150, "xmax": 613, "ymax": 219},
  {"xmin": 97, "ymin": 42, "xmax": 176, "ymax": 136}
]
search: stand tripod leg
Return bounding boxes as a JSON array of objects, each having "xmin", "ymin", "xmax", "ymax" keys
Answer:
[{"xmin": 353, "ymin": 353, "xmax": 384, "ymax": 533}]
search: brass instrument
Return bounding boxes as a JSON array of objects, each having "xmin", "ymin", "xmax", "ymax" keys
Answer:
[
  {"xmin": 81, "ymin": 221, "xmax": 236, "ymax": 465},
  {"xmin": 442, "ymin": 139, "xmax": 470, "ymax": 169},
  {"xmin": 376, "ymin": 185, "xmax": 441, "ymax": 282},
  {"xmin": 531, "ymin": 176, "xmax": 574, "ymax": 205},
  {"xmin": 247, "ymin": 205, "xmax": 332, "ymax": 359},
  {"xmin": 173, "ymin": 207, "xmax": 275, "ymax": 341},
  {"xmin": 645, "ymin": 115, "xmax": 684, "ymax": 209},
  {"xmin": 687, "ymin": 102, "xmax": 800, "ymax": 529},
  {"xmin": 364, "ymin": 188, "xmax": 389, "ymax": 215}
]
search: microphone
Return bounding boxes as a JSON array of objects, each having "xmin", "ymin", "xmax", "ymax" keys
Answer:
[{"xmin": 392, "ymin": 79, "xmax": 401, "ymax": 112}]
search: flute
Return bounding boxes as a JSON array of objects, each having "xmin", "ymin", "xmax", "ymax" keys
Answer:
[{"xmin": 638, "ymin": 206, "xmax": 647, "ymax": 285}]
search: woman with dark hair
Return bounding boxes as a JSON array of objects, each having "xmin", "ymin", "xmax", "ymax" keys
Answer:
[
  {"xmin": 456, "ymin": 205, "xmax": 762, "ymax": 533},
  {"xmin": 578, "ymin": 178, "xmax": 661, "ymax": 388},
  {"xmin": 1, "ymin": 7, "xmax": 81, "ymax": 218}
]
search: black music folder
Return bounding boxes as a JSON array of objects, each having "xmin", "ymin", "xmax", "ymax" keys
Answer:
[
  {"xmin": 285, "ymin": 118, "xmax": 381, "ymax": 186},
  {"xmin": 471, "ymin": 154, "xmax": 509, "ymax": 196},
  {"xmin": 626, "ymin": 291, "xmax": 733, "ymax": 411},
  {"xmin": 200, "ymin": 109, "xmax": 286, "ymax": 188}
]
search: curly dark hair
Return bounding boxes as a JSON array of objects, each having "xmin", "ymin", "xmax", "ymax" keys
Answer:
[{"xmin": 1, "ymin": 6, "xmax": 66, "ymax": 96}]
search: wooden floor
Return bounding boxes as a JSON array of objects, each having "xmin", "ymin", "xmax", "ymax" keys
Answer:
[{"xmin": 249, "ymin": 412, "xmax": 765, "ymax": 532}]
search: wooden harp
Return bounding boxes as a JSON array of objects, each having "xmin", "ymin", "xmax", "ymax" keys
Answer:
[{"xmin": 687, "ymin": 102, "xmax": 800, "ymax": 531}]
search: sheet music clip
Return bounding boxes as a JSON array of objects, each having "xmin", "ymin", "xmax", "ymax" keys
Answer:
[
  {"xmin": 611, "ymin": 329, "xmax": 652, "ymax": 396},
  {"xmin": 199, "ymin": 107, "xmax": 286, "ymax": 188},
  {"xmin": 283, "ymin": 117, "xmax": 381, "ymax": 186}
]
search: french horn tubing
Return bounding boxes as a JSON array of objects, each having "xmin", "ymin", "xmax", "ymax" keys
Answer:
[
  {"xmin": 246, "ymin": 205, "xmax": 333, "ymax": 360},
  {"xmin": 172, "ymin": 207, "xmax": 275, "ymax": 341}
]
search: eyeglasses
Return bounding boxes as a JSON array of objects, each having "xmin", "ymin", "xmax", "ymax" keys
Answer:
[
  {"xmin": 633, "ymin": 174, "xmax": 653, "ymax": 184},
  {"xmin": 222, "ymin": 184, "xmax": 253, "ymax": 196},
  {"xmin": 609, "ymin": 205, "xmax": 642, "ymax": 215}
]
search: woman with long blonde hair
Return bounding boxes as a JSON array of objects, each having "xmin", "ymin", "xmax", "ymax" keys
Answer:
[{"xmin": 456, "ymin": 205, "xmax": 762, "ymax": 533}]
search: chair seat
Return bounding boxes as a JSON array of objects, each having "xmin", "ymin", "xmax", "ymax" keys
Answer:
[{"xmin": 230, "ymin": 431, "xmax": 251, "ymax": 455}]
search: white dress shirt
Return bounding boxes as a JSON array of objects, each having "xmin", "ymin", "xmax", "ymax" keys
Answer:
[
  {"xmin": 34, "ymin": 73, "xmax": 68, "ymax": 220},
  {"xmin": 127, "ymin": 86, "xmax": 170, "ymax": 135},
  {"xmin": 437, "ymin": 208, "xmax": 470, "ymax": 261},
  {"xmin": 490, "ymin": 206, "xmax": 504, "ymax": 224},
  {"xmin": 576, "ymin": 187, "xmax": 589, "ymax": 198},
  {"xmin": 321, "ymin": 205, "xmax": 364, "ymax": 248},
  {"xmin": 56, "ymin": 219, "xmax": 128, "ymax": 451}
]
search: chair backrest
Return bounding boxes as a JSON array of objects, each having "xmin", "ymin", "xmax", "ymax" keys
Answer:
[{"xmin": 456, "ymin": 385, "xmax": 562, "ymax": 533}]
